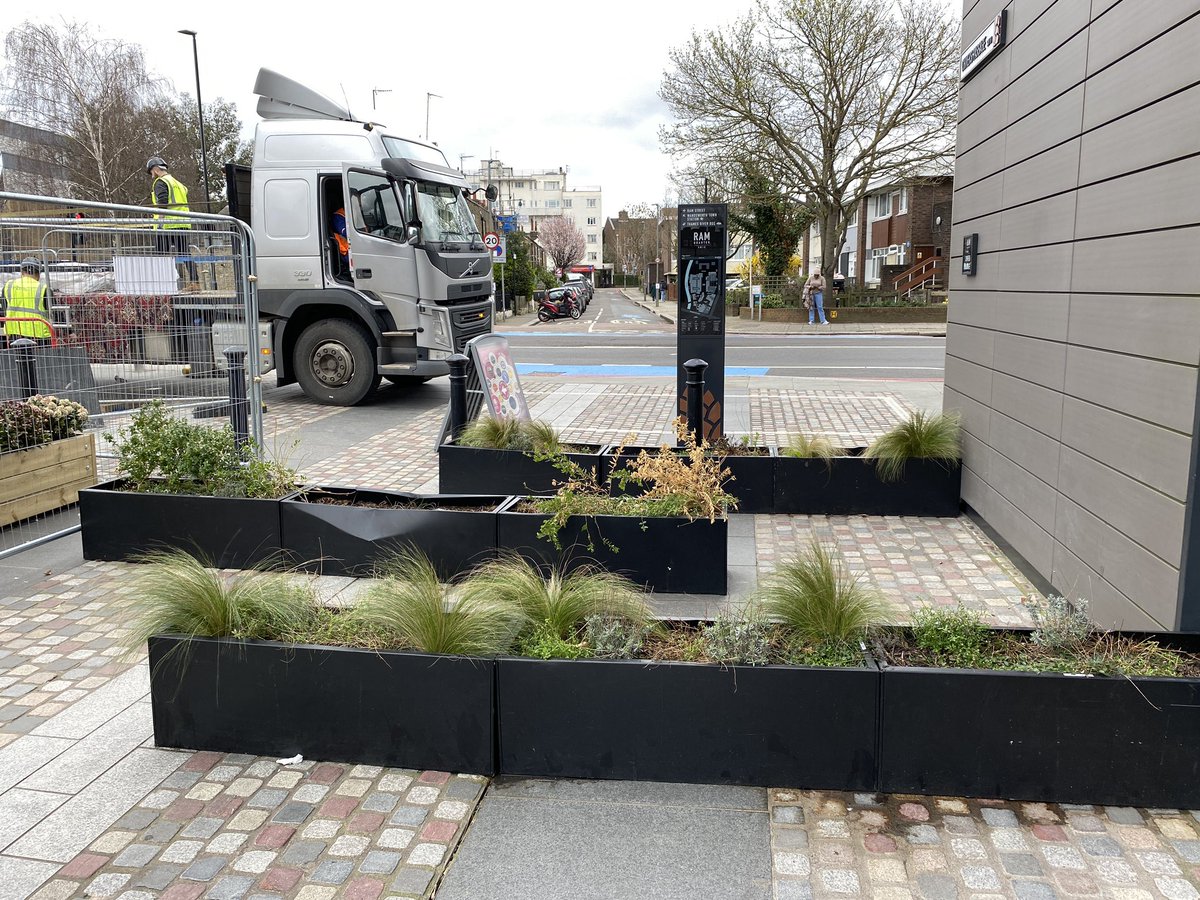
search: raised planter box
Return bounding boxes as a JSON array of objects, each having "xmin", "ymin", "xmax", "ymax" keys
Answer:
[
  {"xmin": 149, "ymin": 635, "xmax": 495, "ymax": 774},
  {"xmin": 877, "ymin": 656, "xmax": 1200, "ymax": 807},
  {"xmin": 497, "ymin": 654, "xmax": 879, "ymax": 788},
  {"xmin": 438, "ymin": 442, "xmax": 605, "ymax": 495},
  {"xmin": 774, "ymin": 456, "xmax": 961, "ymax": 516},
  {"xmin": 496, "ymin": 499, "xmax": 728, "ymax": 594},
  {"xmin": 280, "ymin": 487, "xmax": 504, "ymax": 578},
  {"xmin": 0, "ymin": 433, "xmax": 96, "ymax": 527},
  {"xmin": 79, "ymin": 480, "xmax": 282, "ymax": 568},
  {"xmin": 605, "ymin": 445, "xmax": 776, "ymax": 514}
]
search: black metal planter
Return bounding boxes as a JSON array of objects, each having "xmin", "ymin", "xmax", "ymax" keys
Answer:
[
  {"xmin": 496, "ymin": 655, "xmax": 879, "ymax": 788},
  {"xmin": 280, "ymin": 487, "xmax": 504, "ymax": 578},
  {"xmin": 605, "ymin": 446, "xmax": 777, "ymax": 514},
  {"xmin": 774, "ymin": 457, "xmax": 961, "ymax": 516},
  {"xmin": 496, "ymin": 499, "xmax": 728, "ymax": 595},
  {"xmin": 438, "ymin": 443, "xmax": 605, "ymax": 495},
  {"xmin": 79, "ymin": 480, "xmax": 282, "ymax": 568},
  {"xmin": 878, "ymin": 663, "xmax": 1200, "ymax": 807},
  {"xmin": 149, "ymin": 635, "xmax": 497, "ymax": 775}
]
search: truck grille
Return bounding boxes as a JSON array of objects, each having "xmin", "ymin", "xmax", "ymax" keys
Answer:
[{"xmin": 452, "ymin": 306, "xmax": 492, "ymax": 352}]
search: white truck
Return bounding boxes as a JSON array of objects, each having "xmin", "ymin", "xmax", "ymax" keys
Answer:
[{"xmin": 225, "ymin": 69, "xmax": 496, "ymax": 405}]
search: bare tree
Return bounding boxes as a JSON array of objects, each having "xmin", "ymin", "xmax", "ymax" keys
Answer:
[
  {"xmin": 660, "ymin": 0, "xmax": 959, "ymax": 283},
  {"xmin": 538, "ymin": 216, "xmax": 586, "ymax": 275}
]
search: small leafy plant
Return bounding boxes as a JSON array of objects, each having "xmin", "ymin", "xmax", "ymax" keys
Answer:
[
  {"xmin": 517, "ymin": 620, "xmax": 594, "ymax": 660},
  {"xmin": 910, "ymin": 606, "xmax": 988, "ymax": 668},
  {"xmin": 865, "ymin": 411, "xmax": 961, "ymax": 482},
  {"xmin": 700, "ymin": 607, "xmax": 774, "ymax": 666},
  {"xmin": 25, "ymin": 394, "xmax": 88, "ymax": 441},
  {"xmin": 106, "ymin": 400, "xmax": 295, "ymax": 498},
  {"xmin": 1027, "ymin": 595, "xmax": 1092, "ymax": 649},
  {"xmin": 583, "ymin": 614, "xmax": 653, "ymax": 660},
  {"xmin": 758, "ymin": 542, "xmax": 884, "ymax": 644}
]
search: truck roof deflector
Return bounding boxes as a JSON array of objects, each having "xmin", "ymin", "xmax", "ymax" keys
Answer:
[{"xmin": 253, "ymin": 68, "xmax": 354, "ymax": 122}]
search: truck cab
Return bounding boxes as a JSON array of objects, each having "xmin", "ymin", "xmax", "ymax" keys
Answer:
[{"xmin": 227, "ymin": 69, "xmax": 494, "ymax": 405}]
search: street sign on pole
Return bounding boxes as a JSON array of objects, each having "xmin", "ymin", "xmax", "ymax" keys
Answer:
[
  {"xmin": 492, "ymin": 236, "xmax": 507, "ymax": 265},
  {"xmin": 483, "ymin": 232, "xmax": 500, "ymax": 250},
  {"xmin": 676, "ymin": 203, "xmax": 728, "ymax": 442}
]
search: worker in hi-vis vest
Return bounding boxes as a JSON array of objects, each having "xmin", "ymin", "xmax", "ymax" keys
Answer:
[
  {"xmin": 147, "ymin": 156, "xmax": 199, "ymax": 290},
  {"xmin": 2, "ymin": 257, "xmax": 53, "ymax": 347}
]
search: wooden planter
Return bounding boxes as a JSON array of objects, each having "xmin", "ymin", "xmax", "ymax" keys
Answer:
[{"xmin": 0, "ymin": 434, "xmax": 96, "ymax": 526}]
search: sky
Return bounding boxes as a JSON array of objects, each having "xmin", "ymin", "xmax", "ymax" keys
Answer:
[{"xmin": 1, "ymin": 0, "xmax": 761, "ymax": 213}]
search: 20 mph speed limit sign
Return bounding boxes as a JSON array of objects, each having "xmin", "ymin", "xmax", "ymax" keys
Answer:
[{"xmin": 483, "ymin": 232, "xmax": 500, "ymax": 249}]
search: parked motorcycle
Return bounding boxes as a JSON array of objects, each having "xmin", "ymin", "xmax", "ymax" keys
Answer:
[{"xmin": 537, "ymin": 288, "xmax": 581, "ymax": 322}]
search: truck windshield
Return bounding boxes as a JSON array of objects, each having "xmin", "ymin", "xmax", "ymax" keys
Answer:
[
  {"xmin": 416, "ymin": 182, "xmax": 479, "ymax": 245},
  {"xmin": 381, "ymin": 137, "xmax": 449, "ymax": 167}
]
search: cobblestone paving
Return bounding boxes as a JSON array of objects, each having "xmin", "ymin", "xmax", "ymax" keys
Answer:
[
  {"xmin": 32, "ymin": 752, "xmax": 484, "ymax": 900},
  {"xmin": 755, "ymin": 515, "xmax": 1037, "ymax": 625},
  {"xmin": 769, "ymin": 790, "xmax": 1200, "ymax": 900},
  {"xmin": 0, "ymin": 562, "xmax": 138, "ymax": 745},
  {"xmin": 303, "ymin": 409, "xmax": 444, "ymax": 493},
  {"xmin": 750, "ymin": 388, "xmax": 914, "ymax": 447}
]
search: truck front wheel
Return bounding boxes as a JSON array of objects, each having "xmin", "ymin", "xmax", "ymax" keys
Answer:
[{"xmin": 294, "ymin": 318, "xmax": 380, "ymax": 406}]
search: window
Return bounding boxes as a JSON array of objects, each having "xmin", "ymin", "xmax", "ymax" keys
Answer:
[
  {"xmin": 587, "ymin": 217, "xmax": 597, "ymax": 226},
  {"xmin": 563, "ymin": 199, "xmax": 572, "ymax": 208},
  {"xmin": 846, "ymin": 207, "xmax": 858, "ymax": 227},
  {"xmin": 898, "ymin": 188, "xmax": 909, "ymax": 214},
  {"xmin": 346, "ymin": 170, "xmax": 409, "ymax": 242},
  {"xmin": 414, "ymin": 181, "xmax": 478, "ymax": 244},
  {"xmin": 547, "ymin": 199, "xmax": 560, "ymax": 208},
  {"xmin": 513, "ymin": 180, "xmax": 525, "ymax": 189},
  {"xmin": 586, "ymin": 198, "xmax": 597, "ymax": 208},
  {"xmin": 873, "ymin": 193, "xmax": 892, "ymax": 219},
  {"xmin": 587, "ymin": 233, "xmax": 597, "ymax": 243},
  {"xmin": 866, "ymin": 247, "xmax": 888, "ymax": 281},
  {"xmin": 544, "ymin": 180, "xmax": 559, "ymax": 190},
  {"xmin": 588, "ymin": 252, "xmax": 598, "ymax": 261}
]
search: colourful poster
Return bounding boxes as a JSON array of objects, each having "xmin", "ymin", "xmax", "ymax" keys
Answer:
[{"xmin": 468, "ymin": 334, "xmax": 530, "ymax": 422}]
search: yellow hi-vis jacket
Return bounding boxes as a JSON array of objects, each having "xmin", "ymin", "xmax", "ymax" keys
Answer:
[
  {"xmin": 2, "ymin": 274, "xmax": 52, "ymax": 339},
  {"xmin": 151, "ymin": 172, "xmax": 191, "ymax": 229}
]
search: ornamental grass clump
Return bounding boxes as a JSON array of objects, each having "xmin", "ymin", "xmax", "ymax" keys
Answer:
[
  {"xmin": 780, "ymin": 432, "xmax": 837, "ymax": 461},
  {"xmin": 354, "ymin": 548, "xmax": 522, "ymax": 656},
  {"xmin": 122, "ymin": 548, "xmax": 318, "ymax": 652},
  {"xmin": 865, "ymin": 411, "xmax": 961, "ymax": 482},
  {"xmin": 457, "ymin": 416, "xmax": 563, "ymax": 455},
  {"xmin": 758, "ymin": 542, "xmax": 885, "ymax": 645},
  {"xmin": 461, "ymin": 556, "xmax": 649, "ymax": 641}
]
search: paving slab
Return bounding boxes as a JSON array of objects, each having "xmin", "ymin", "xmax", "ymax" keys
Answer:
[{"xmin": 437, "ymin": 778, "xmax": 771, "ymax": 900}]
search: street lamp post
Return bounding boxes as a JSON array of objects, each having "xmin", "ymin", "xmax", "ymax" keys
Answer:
[
  {"xmin": 459, "ymin": 154, "xmax": 474, "ymax": 175},
  {"xmin": 177, "ymin": 30, "xmax": 211, "ymax": 209},
  {"xmin": 372, "ymin": 88, "xmax": 392, "ymax": 110},
  {"xmin": 425, "ymin": 92, "xmax": 443, "ymax": 141}
]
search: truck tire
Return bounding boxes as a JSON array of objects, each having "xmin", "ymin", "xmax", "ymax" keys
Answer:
[{"xmin": 294, "ymin": 318, "xmax": 380, "ymax": 406}]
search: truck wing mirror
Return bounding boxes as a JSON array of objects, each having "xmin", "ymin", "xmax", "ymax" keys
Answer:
[
  {"xmin": 485, "ymin": 184, "xmax": 499, "ymax": 202},
  {"xmin": 407, "ymin": 225, "xmax": 420, "ymax": 244}
]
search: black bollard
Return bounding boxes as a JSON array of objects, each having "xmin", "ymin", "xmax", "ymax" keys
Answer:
[
  {"xmin": 448, "ymin": 353, "xmax": 471, "ymax": 442},
  {"xmin": 12, "ymin": 338, "xmax": 39, "ymax": 400},
  {"xmin": 223, "ymin": 347, "xmax": 249, "ymax": 449},
  {"xmin": 683, "ymin": 357, "xmax": 708, "ymax": 440}
]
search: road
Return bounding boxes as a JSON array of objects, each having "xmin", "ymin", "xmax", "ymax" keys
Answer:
[{"xmin": 497, "ymin": 287, "xmax": 945, "ymax": 380}]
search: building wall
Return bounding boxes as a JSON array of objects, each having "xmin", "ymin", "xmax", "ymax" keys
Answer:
[{"xmin": 944, "ymin": 0, "xmax": 1200, "ymax": 631}]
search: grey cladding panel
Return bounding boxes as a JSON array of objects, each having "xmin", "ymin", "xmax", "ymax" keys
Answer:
[
  {"xmin": 1000, "ymin": 192, "xmax": 1078, "ymax": 249},
  {"xmin": 1078, "ymin": 87, "xmax": 1200, "ymax": 183},
  {"xmin": 946, "ymin": 322, "xmax": 996, "ymax": 368},
  {"xmin": 996, "ymin": 243, "xmax": 1075, "ymax": 296},
  {"xmin": 1066, "ymin": 294, "xmax": 1200, "ymax": 366},
  {"xmin": 1074, "ymin": 155, "xmax": 1200, "ymax": 241},
  {"xmin": 1060, "ymin": 397, "xmax": 1191, "ymax": 500},
  {"xmin": 944, "ymin": 354, "xmax": 994, "ymax": 405},
  {"xmin": 1071, "ymin": 228, "xmax": 1200, "ymax": 296},
  {"xmin": 1007, "ymin": 31, "xmax": 1088, "ymax": 122},
  {"xmin": 961, "ymin": 431, "xmax": 994, "ymax": 482},
  {"xmin": 990, "ymin": 291, "xmax": 1070, "ymax": 342},
  {"xmin": 991, "ymin": 370, "xmax": 1064, "ymax": 439},
  {"xmin": 1064, "ymin": 345, "xmax": 1197, "ymax": 435},
  {"xmin": 1001, "ymin": 139, "xmax": 1082, "ymax": 207},
  {"xmin": 1057, "ymin": 445, "xmax": 1187, "ymax": 565},
  {"xmin": 1007, "ymin": 0, "xmax": 1089, "ymax": 79},
  {"xmin": 974, "ymin": 481, "xmax": 1057, "ymax": 576},
  {"xmin": 989, "ymin": 409, "xmax": 1062, "ymax": 487},
  {"xmin": 1000, "ymin": 86, "xmax": 1084, "ymax": 170},
  {"xmin": 988, "ymin": 444, "xmax": 1058, "ymax": 530},
  {"xmin": 955, "ymin": 131, "xmax": 1008, "ymax": 187},
  {"xmin": 946, "ymin": 289, "xmax": 997, "ymax": 330},
  {"xmin": 1050, "ymin": 542, "xmax": 1166, "ymax": 630},
  {"xmin": 1085, "ymin": 0, "xmax": 1196, "ymax": 74},
  {"xmin": 944, "ymin": 386, "xmax": 994, "ymax": 444}
]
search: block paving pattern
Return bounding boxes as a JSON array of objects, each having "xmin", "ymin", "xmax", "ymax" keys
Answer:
[
  {"xmin": 769, "ymin": 790, "xmax": 1200, "ymax": 900},
  {"xmin": 32, "ymin": 753, "xmax": 484, "ymax": 900},
  {"xmin": 750, "ymin": 387, "xmax": 914, "ymax": 447},
  {"xmin": 755, "ymin": 515, "xmax": 1037, "ymax": 626}
]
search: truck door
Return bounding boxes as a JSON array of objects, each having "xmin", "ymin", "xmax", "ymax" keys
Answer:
[{"xmin": 342, "ymin": 166, "xmax": 420, "ymax": 317}]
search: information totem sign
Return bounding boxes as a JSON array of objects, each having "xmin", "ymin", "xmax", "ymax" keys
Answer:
[{"xmin": 676, "ymin": 203, "xmax": 728, "ymax": 441}]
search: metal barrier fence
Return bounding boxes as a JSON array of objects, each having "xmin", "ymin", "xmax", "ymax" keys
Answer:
[{"xmin": 0, "ymin": 192, "xmax": 262, "ymax": 557}]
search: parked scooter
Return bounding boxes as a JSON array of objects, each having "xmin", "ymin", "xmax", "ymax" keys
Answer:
[{"xmin": 537, "ymin": 287, "xmax": 582, "ymax": 322}]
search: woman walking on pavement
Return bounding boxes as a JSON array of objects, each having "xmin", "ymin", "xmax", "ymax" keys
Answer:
[{"xmin": 804, "ymin": 270, "xmax": 829, "ymax": 325}]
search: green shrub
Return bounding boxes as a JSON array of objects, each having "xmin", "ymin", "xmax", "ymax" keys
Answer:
[
  {"xmin": 583, "ymin": 614, "xmax": 652, "ymax": 659},
  {"xmin": 759, "ymin": 542, "xmax": 884, "ymax": 644},
  {"xmin": 517, "ymin": 620, "xmax": 594, "ymax": 659},
  {"xmin": 354, "ymin": 549, "xmax": 523, "ymax": 656},
  {"xmin": 107, "ymin": 400, "xmax": 295, "ymax": 498},
  {"xmin": 700, "ymin": 608, "xmax": 773, "ymax": 666},
  {"xmin": 865, "ymin": 411, "xmax": 961, "ymax": 482},
  {"xmin": 1027, "ymin": 595, "xmax": 1092, "ymax": 649},
  {"xmin": 911, "ymin": 606, "xmax": 988, "ymax": 668}
]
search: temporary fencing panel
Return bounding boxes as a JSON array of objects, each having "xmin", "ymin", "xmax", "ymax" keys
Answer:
[{"xmin": 0, "ymin": 192, "xmax": 263, "ymax": 556}]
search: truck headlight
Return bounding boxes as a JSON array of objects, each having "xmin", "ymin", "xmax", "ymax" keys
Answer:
[{"xmin": 428, "ymin": 349, "xmax": 451, "ymax": 360}]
